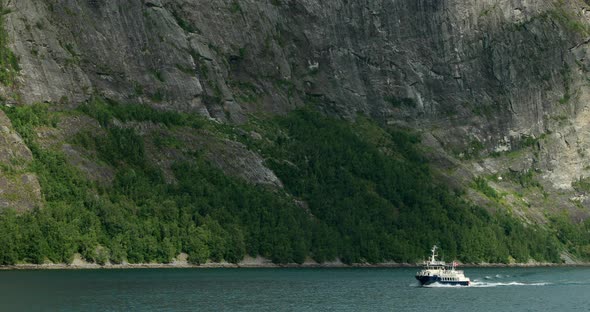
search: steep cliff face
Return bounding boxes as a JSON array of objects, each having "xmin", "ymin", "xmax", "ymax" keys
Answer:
[
  {"xmin": 4, "ymin": 1, "xmax": 578, "ymax": 120},
  {"xmin": 3, "ymin": 0, "xmax": 590, "ymax": 218}
]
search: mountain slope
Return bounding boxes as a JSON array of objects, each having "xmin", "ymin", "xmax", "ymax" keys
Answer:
[
  {"xmin": 0, "ymin": 0, "xmax": 590, "ymax": 263},
  {"xmin": 0, "ymin": 102, "xmax": 572, "ymax": 264}
]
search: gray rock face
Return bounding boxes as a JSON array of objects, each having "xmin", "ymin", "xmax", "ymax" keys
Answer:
[
  {"xmin": 7, "ymin": 0, "xmax": 205, "ymax": 114},
  {"xmin": 0, "ymin": 110, "xmax": 42, "ymax": 211},
  {"xmin": 4, "ymin": 1, "xmax": 585, "ymax": 135},
  {"xmin": 5, "ymin": 0, "xmax": 590, "ymax": 211}
]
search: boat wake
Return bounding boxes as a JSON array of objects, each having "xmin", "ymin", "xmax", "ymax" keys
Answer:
[
  {"xmin": 422, "ymin": 278, "xmax": 550, "ymax": 288},
  {"xmin": 469, "ymin": 281, "xmax": 550, "ymax": 287},
  {"xmin": 484, "ymin": 274, "xmax": 512, "ymax": 279}
]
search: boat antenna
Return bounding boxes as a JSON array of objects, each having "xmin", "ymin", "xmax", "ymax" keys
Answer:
[{"xmin": 430, "ymin": 245, "xmax": 438, "ymax": 263}]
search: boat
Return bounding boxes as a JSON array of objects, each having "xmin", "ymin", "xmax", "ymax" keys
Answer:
[{"xmin": 415, "ymin": 245, "xmax": 470, "ymax": 286}]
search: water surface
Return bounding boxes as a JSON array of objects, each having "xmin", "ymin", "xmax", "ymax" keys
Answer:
[{"xmin": 0, "ymin": 267, "xmax": 588, "ymax": 311}]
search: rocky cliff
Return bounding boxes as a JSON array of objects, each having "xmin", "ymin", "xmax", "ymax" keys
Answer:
[{"xmin": 2, "ymin": 0, "xmax": 590, "ymax": 222}]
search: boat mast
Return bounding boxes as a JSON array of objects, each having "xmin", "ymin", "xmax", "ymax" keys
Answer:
[{"xmin": 430, "ymin": 245, "xmax": 438, "ymax": 263}]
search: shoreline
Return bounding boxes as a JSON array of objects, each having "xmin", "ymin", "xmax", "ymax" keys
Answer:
[{"xmin": 1, "ymin": 257, "xmax": 589, "ymax": 270}]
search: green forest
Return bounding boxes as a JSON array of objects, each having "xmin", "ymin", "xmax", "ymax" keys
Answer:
[{"xmin": 0, "ymin": 101, "xmax": 587, "ymax": 265}]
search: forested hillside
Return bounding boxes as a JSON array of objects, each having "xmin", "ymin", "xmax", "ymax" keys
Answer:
[
  {"xmin": 0, "ymin": 102, "xmax": 586, "ymax": 265},
  {"xmin": 2, "ymin": 0, "xmax": 590, "ymax": 265}
]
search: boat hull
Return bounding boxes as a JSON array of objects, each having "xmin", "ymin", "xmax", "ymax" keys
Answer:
[{"xmin": 415, "ymin": 275, "xmax": 470, "ymax": 286}]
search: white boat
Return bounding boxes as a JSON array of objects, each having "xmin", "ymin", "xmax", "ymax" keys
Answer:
[{"xmin": 415, "ymin": 245, "xmax": 470, "ymax": 286}]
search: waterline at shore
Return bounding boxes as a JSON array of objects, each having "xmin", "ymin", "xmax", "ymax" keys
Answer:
[{"xmin": 0, "ymin": 254, "xmax": 588, "ymax": 270}]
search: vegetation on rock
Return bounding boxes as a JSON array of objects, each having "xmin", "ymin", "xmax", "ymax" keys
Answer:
[
  {"xmin": 0, "ymin": 102, "xmax": 580, "ymax": 265},
  {"xmin": 0, "ymin": 1, "xmax": 19, "ymax": 87}
]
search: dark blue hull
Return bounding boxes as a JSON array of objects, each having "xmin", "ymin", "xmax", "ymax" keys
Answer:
[{"xmin": 416, "ymin": 275, "xmax": 470, "ymax": 286}]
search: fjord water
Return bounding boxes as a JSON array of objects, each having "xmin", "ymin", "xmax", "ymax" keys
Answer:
[{"xmin": 0, "ymin": 268, "xmax": 589, "ymax": 311}]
